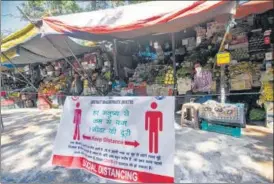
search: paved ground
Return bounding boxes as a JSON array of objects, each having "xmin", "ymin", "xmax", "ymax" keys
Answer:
[{"xmin": 1, "ymin": 109, "xmax": 273, "ymax": 183}]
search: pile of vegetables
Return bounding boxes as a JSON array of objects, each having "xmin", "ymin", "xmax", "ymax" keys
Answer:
[
  {"xmin": 164, "ymin": 67, "xmax": 174, "ymax": 85},
  {"xmin": 39, "ymin": 76, "xmax": 67, "ymax": 95},
  {"xmin": 154, "ymin": 69, "xmax": 166, "ymax": 84},
  {"xmin": 249, "ymin": 108, "xmax": 265, "ymax": 121},
  {"xmin": 228, "ymin": 62, "xmax": 252, "ymax": 77},
  {"xmin": 258, "ymin": 68, "xmax": 274, "ymax": 105},
  {"xmin": 259, "ymin": 82, "xmax": 274, "ymax": 102},
  {"xmin": 176, "ymin": 66, "xmax": 191, "ymax": 78}
]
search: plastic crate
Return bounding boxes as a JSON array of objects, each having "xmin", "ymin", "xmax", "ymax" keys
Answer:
[
  {"xmin": 195, "ymin": 95, "xmax": 212, "ymax": 103},
  {"xmin": 134, "ymin": 86, "xmax": 147, "ymax": 96},
  {"xmin": 201, "ymin": 120, "xmax": 241, "ymax": 138}
]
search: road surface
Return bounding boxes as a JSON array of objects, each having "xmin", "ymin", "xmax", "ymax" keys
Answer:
[{"xmin": 1, "ymin": 109, "xmax": 273, "ymax": 183}]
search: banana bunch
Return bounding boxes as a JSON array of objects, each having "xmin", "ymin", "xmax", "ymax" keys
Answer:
[
  {"xmin": 164, "ymin": 68, "xmax": 174, "ymax": 85},
  {"xmin": 259, "ymin": 82, "xmax": 273, "ymax": 103}
]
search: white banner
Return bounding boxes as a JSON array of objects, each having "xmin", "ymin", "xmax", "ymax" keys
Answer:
[{"xmin": 52, "ymin": 96, "xmax": 175, "ymax": 183}]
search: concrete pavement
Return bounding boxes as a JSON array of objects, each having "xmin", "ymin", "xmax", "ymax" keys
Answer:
[{"xmin": 1, "ymin": 109, "xmax": 273, "ymax": 183}]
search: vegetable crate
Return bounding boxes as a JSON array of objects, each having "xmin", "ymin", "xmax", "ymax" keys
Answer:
[
  {"xmin": 201, "ymin": 120, "xmax": 241, "ymax": 138},
  {"xmin": 133, "ymin": 85, "xmax": 147, "ymax": 96}
]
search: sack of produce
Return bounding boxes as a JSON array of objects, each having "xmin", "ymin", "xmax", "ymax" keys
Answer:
[
  {"xmin": 199, "ymin": 100, "xmax": 245, "ymax": 126},
  {"xmin": 177, "ymin": 77, "xmax": 191, "ymax": 94}
]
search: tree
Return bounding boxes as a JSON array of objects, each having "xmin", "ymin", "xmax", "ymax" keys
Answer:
[
  {"xmin": 83, "ymin": 1, "xmax": 150, "ymax": 12},
  {"xmin": 20, "ymin": 1, "xmax": 83, "ymax": 20},
  {"xmin": 20, "ymin": 0, "xmax": 151, "ymax": 20}
]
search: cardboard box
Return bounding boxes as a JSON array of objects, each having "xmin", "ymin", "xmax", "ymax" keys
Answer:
[{"xmin": 230, "ymin": 79, "xmax": 252, "ymax": 90}]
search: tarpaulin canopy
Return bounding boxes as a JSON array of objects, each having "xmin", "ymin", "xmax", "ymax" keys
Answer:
[
  {"xmin": 1, "ymin": 24, "xmax": 39, "ymax": 52},
  {"xmin": 1, "ymin": 25, "xmax": 98, "ymax": 64},
  {"xmin": 40, "ymin": 1, "xmax": 237, "ymax": 41},
  {"xmin": 235, "ymin": 0, "xmax": 273, "ymax": 19},
  {"xmin": 2, "ymin": 0, "xmax": 272, "ymax": 65}
]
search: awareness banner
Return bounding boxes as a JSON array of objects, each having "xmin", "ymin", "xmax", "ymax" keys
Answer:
[{"xmin": 52, "ymin": 96, "xmax": 175, "ymax": 183}]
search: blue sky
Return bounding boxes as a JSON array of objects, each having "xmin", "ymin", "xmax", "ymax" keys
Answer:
[
  {"xmin": 0, "ymin": 1, "xmax": 105, "ymax": 36},
  {"xmin": 1, "ymin": 1, "xmax": 29, "ymax": 35}
]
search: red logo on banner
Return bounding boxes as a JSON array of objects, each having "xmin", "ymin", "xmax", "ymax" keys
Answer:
[
  {"xmin": 73, "ymin": 102, "xmax": 82, "ymax": 140},
  {"xmin": 145, "ymin": 102, "xmax": 163, "ymax": 154},
  {"xmin": 71, "ymin": 96, "xmax": 79, "ymax": 101}
]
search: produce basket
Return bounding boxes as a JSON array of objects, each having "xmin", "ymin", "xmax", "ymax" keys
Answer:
[
  {"xmin": 159, "ymin": 86, "xmax": 173, "ymax": 96},
  {"xmin": 177, "ymin": 78, "xmax": 191, "ymax": 95},
  {"xmin": 230, "ymin": 79, "xmax": 252, "ymax": 91},
  {"xmin": 146, "ymin": 84, "xmax": 162, "ymax": 96}
]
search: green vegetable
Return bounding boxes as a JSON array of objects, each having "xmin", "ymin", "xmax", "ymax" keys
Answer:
[{"xmin": 249, "ymin": 108, "xmax": 265, "ymax": 121}]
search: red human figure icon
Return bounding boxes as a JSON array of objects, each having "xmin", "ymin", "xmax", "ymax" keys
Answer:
[
  {"xmin": 73, "ymin": 102, "xmax": 82, "ymax": 140},
  {"xmin": 145, "ymin": 102, "xmax": 163, "ymax": 154}
]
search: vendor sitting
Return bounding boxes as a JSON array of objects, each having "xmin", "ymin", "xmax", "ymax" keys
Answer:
[{"xmin": 184, "ymin": 62, "xmax": 212, "ymax": 103}]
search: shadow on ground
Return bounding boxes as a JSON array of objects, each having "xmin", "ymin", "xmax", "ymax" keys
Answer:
[
  {"xmin": 174, "ymin": 114, "xmax": 273, "ymax": 183},
  {"xmin": 1, "ymin": 110, "xmax": 273, "ymax": 183}
]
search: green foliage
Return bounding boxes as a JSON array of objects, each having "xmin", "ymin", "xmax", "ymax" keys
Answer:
[
  {"xmin": 20, "ymin": 1, "xmax": 151, "ymax": 20},
  {"xmin": 21, "ymin": 1, "xmax": 83, "ymax": 20}
]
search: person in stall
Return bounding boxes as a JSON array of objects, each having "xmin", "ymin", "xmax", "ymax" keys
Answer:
[
  {"xmin": 70, "ymin": 72, "xmax": 83, "ymax": 96},
  {"xmin": 184, "ymin": 61, "xmax": 212, "ymax": 103}
]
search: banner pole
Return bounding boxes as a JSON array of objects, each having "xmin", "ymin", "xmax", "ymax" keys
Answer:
[{"xmin": 63, "ymin": 39, "xmax": 104, "ymax": 95}]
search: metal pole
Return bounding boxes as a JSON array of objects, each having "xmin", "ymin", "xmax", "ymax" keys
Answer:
[
  {"xmin": 0, "ymin": 61, "xmax": 3, "ymax": 131},
  {"xmin": 171, "ymin": 33, "xmax": 177, "ymax": 95},
  {"xmin": 64, "ymin": 40, "xmax": 93, "ymax": 83},
  {"xmin": 2, "ymin": 53, "xmax": 38, "ymax": 91},
  {"xmin": 216, "ymin": 1, "xmax": 238, "ymax": 103},
  {"xmin": 1, "ymin": 72, "xmax": 28, "ymax": 84},
  {"xmin": 17, "ymin": 6, "xmax": 104, "ymax": 95},
  {"xmin": 63, "ymin": 39, "xmax": 104, "ymax": 95},
  {"xmin": 113, "ymin": 39, "xmax": 119, "ymax": 77},
  {"xmin": 45, "ymin": 36, "xmax": 83, "ymax": 77},
  {"xmin": 220, "ymin": 65, "xmax": 226, "ymax": 103}
]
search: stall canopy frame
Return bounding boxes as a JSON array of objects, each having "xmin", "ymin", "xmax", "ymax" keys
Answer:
[{"xmin": 1, "ymin": 0, "xmax": 272, "ymax": 97}]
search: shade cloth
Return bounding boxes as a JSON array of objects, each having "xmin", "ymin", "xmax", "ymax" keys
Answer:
[
  {"xmin": 235, "ymin": 0, "xmax": 273, "ymax": 19},
  {"xmin": 40, "ymin": 1, "xmax": 237, "ymax": 40}
]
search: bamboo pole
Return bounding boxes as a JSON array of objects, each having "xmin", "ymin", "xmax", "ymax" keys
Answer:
[{"xmin": 63, "ymin": 39, "xmax": 104, "ymax": 95}]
